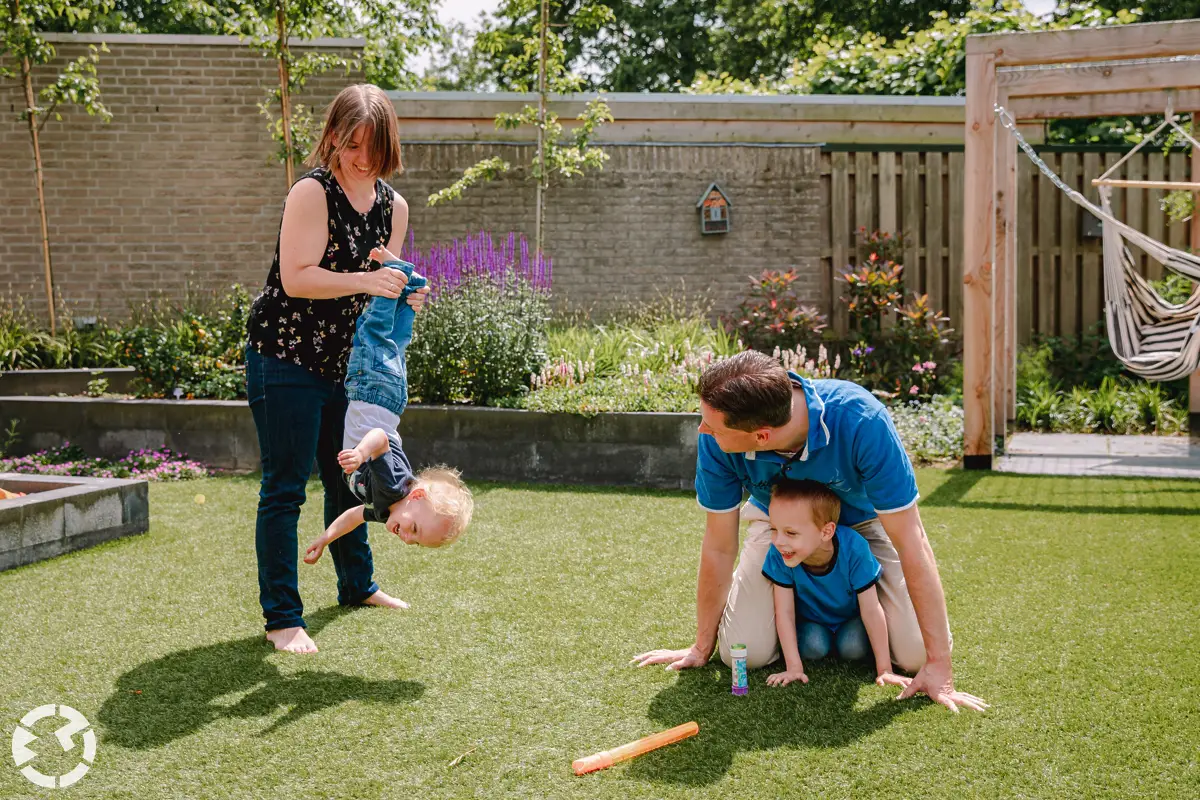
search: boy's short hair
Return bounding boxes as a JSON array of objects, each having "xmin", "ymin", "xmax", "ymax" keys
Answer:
[
  {"xmin": 696, "ymin": 350, "xmax": 793, "ymax": 431},
  {"xmin": 771, "ymin": 479, "xmax": 841, "ymax": 528},
  {"xmin": 416, "ymin": 465, "xmax": 473, "ymax": 544}
]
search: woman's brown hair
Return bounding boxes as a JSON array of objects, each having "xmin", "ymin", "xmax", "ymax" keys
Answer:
[{"xmin": 306, "ymin": 84, "xmax": 402, "ymax": 178}]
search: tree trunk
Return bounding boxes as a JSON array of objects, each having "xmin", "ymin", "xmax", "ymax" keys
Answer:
[
  {"xmin": 535, "ymin": 0, "xmax": 548, "ymax": 255},
  {"xmin": 20, "ymin": 51, "xmax": 57, "ymax": 336},
  {"xmin": 276, "ymin": 1, "xmax": 294, "ymax": 188}
]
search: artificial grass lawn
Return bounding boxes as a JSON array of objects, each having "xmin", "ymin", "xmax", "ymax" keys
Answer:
[{"xmin": 1, "ymin": 470, "xmax": 1198, "ymax": 799}]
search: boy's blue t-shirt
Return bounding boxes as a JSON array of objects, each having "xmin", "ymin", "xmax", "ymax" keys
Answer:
[
  {"xmin": 761, "ymin": 526, "xmax": 882, "ymax": 630},
  {"xmin": 695, "ymin": 375, "xmax": 918, "ymax": 526}
]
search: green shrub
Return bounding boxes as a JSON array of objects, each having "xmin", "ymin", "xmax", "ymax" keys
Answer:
[
  {"xmin": 546, "ymin": 312, "xmax": 741, "ymax": 381},
  {"xmin": 0, "ymin": 420, "xmax": 19, "ymax": 458},
  {"xmin": 120, "ymin": 286, "xmax": 250, "ymax": 399},
  {"xmin": 518, "ymin": 371, "xmax": 700, "ymax": 415},
  {"xmin": 889, "ymin": 396, "xmax": 964, "ymax": 463},
  {"xmin": 407, "ymin": 276, "xmax": 549, "ymax": 405},
  {"xmin": 1028, "ymin": 324, "xmax": 1127, "ymax": 391},
  {"xmin": 521, "ymin": 341, "xmax": 841, "ymax": 416},
  {"xmin": 722, "ymin": 268, "xmax": 827, "ymax": 353},
  {"xmin": 0, "ymin": 301, "xmax": 57, "ymax": 369},
  {"xmin": 1150, "ymin": 272, "xmax": 1197, "ymax": 305},
  {"xmin": 1017, "ymin": 374, "xmax": 1185, "ymax": 435},
  {"xmin": 1127, "ymin": 381, "xmax": 1185, "ymax": 435},
  {"xmin": 1016, "ymin": 323, "xmax": 1189, "ymax": 425},
  {"xmin": 833, "ymin": 231, "xmax": 954, "ymax": 400},
  {"xmin": 1016, "ymin": 379, "xmax": 1064, "ymax": 432},
  {"xmin": 0, "ymin": 297, "xmax": 124, "ymax": 370}
]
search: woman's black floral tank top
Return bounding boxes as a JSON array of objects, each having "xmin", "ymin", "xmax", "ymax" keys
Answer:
[{"xmin": 247, "ymin": 166, "xmax": 394, "ymax": 380}]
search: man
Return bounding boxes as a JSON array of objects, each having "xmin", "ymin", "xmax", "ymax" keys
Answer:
[{"xmin": 634, "ymin": 351, "xmax": 986, "ymax": 713}]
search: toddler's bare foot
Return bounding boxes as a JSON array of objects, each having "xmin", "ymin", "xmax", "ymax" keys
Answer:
[
  {"xmin": 369, "ymin": 245, "xmax": 399, "ymax": 263},
  {"xmin": 338, "ymin": 447, "xmax": 365, "ymax": 474},
  {"xmin": 266, "ymin": 627, "xmax": 318, "ymax": 654},
  {"xmin": 363, "ymin": 589, "xmax": 409, "ymax": 610}
]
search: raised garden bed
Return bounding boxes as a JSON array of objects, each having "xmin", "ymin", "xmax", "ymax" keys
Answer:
[
  {"xmin": 0, "ymin": 367, "xmax": 136, "ymax": 396},
  {"xmin": 0, "ymin": 473, "xmax": 149, "ymax": 571},
  {"xmin": 0, "ymin": 396, "xmax": 701, "ymax": 489}
]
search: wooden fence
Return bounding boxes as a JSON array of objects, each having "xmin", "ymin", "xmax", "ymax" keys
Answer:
[{"xmin": 819, "ymin": 147, "xmax": 1196, "ymax": 343}]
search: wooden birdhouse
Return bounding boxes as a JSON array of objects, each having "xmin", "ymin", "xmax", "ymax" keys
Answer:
[{"xmin": 697, "ymin": 182, "xmax": 731, "ymax": 235}]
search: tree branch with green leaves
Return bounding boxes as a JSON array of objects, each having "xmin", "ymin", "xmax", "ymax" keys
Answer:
[
  {"xmin": 428, "ymin": 0, "xmax": 615, "ymax": 255},
  {"xmin": 2, "ymin": 0, "xmax": 114, "ymax": 335},
  {"xmin": 203, "ymin": 0, "xmax": 439, "ymax": 186}
]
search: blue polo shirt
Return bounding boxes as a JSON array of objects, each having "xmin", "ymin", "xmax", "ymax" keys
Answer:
[
  {"xmin": 695, "ymin": 374, "xmax": 918, "ymax": 526},
  {"xmin": 761, "ymin": 525, "xmax": 882, "ymax": 630}
]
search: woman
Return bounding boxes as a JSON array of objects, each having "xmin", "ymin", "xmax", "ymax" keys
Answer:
[{"xmin": 246, "ymin": 84, "xmax": 428, "ymax": 654}]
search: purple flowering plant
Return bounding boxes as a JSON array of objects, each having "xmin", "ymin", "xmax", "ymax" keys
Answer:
[
  {"xmin": 0, "ymin": 442, "xmax": 209, "ymax": 481},
  {"xmin": 401, "ymin": 230, "xmax": 552, "ymax": 300}
]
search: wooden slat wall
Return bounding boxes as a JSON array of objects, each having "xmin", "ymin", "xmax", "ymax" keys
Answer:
[{"xmin": 819, "ymin": 149, "xmax": 1191, "ymax": 340}]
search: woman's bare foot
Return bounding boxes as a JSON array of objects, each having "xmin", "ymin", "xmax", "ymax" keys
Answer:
[
  {"xmin": 266, "ymin": 627, "xmax": 318, "ymax": 654},
  {"xmin": 337, "ymin": 447, "xmax": 366, "ymax": 474},
  {"xmin": 363, "ymin": 589, "xmax": 409, "ymax": 610}
]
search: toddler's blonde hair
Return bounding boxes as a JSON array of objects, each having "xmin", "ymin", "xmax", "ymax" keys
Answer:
[{"xmin": 416, "ymin": 465, "xmax": 473, "ymax": 545}]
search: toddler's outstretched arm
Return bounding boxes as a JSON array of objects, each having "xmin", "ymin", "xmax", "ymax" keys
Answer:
[
  {"xmin": 858, "ymin": 585, "xmax": 911, "ymax": 688},
  {"xmin": 305, "ymin": 505, "xmax": 366, "ymax": 564}
]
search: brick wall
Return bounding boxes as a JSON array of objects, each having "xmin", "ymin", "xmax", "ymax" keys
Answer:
[
  {"xmin": 400, "ymin": 143, "xmax": 823, "ymax": 316},
  {"xmin": 1, "ymin": 34, "xmax": 822, "ymax": 323},
  {"xmin": 0, "ymin": 34, "xmax": 362, "ymax": 322}
]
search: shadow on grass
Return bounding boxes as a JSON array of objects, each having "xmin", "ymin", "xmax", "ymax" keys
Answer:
[
  {"xmin": 923, "ymin": 470, "xmax": 1200, "ymax": 516},
  {"xmin": 97, "ymin": 606, "xmax": 424, "ymax": 749},
  {"xmin": 627, "ymin": 662, "xmax": 914, "ymax": 786}
]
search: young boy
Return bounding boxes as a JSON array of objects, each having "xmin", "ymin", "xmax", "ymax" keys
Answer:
[
  {"xmin": 762, "ymin": 478, "xmax": 910, "ymax": 689},
  {"xmin": 304, "ymin": 247, "xmax": 473, "ymax": 594}
]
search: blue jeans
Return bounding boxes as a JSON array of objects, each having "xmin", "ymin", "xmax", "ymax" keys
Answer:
[
  {"xmin": 344, "ymin": 261, "xmax": 425, "ymax": 417},
  {"xmin": 247, "ymin": 348, "xmax": 379, "ymax": 631},
  {"xmin": 797, "ymin": 618, "xmax": 871, "ymax": 662}
]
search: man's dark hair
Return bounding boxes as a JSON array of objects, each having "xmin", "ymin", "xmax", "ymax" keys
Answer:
[
  {"xmin": 696, "ymin": 350, "xmax": 792, "ymax": 431},
  {"xmin": 771, "ymin": 479, "xmax": 841, "ymax": 528}
]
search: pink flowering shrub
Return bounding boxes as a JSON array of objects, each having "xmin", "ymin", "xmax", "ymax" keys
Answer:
[{"xmin": 0, "ymin": 442, "xmax": 209, "ymax": 481}]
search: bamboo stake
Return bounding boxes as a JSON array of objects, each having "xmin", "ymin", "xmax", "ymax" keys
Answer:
[
  {"xmin": 534, "ymin": 0, "xmax": 548, "ymax": 255},
  {"xmin": 276, "ymin": 1, "xmax": 294, "ymax": 188},
  {"xmin": 18, "ymin": 12, "xmax": 57, "ymax": 336}
]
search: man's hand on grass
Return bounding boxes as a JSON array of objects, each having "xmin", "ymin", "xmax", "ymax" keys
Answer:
[
  {"xmin": 631, "ymin": 645, "xmax": 708, "ymax": 671},
  {"xmin": 897, "ymin": 658, "xmax": 989, "ymax": 713}
]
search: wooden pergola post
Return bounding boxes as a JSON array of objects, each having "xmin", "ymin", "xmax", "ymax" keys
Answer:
[
  {"xmin": 1192, "ymin": 138, "xmax": 1200, "ymax": 441},
  {"xmin": 963, "ymin": 51, "xmax": 997, "ymax": 468},
  {"xmin": 962, "ymin": 20, "xmax": 1200, "ymax": 469}
]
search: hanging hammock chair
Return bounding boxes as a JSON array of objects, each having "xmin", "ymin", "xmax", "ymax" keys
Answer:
[{"xmin": 996, "ymin": 104, "xmax": 1200, "ymax": 382}]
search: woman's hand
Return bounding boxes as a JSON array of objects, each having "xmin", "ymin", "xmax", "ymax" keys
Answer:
[
  {"xmin": 359, "ymin": 266, "xmax": 409, "ymax": 299},
  {"xmin": 367, "ymin": 245, "xmax": 426, "ymax": 309}
]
